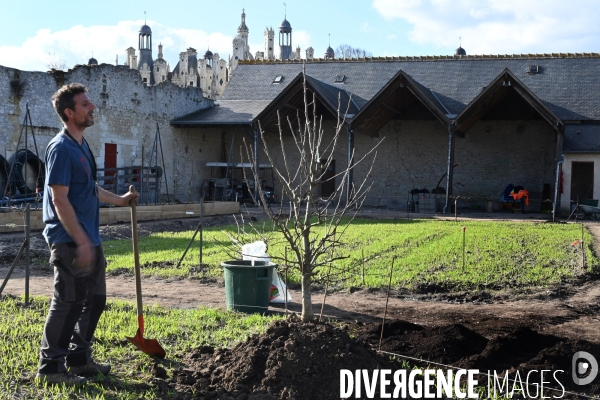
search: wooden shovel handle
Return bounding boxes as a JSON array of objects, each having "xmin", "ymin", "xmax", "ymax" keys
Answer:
[{"xmin": 129, "ymin": 186, "xmax": 144, "ymax": 327}]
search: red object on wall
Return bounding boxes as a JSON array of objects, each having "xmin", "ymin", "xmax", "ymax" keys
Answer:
[
  {"xmin": 104, "ymin": 143, "xmax": 117, "ymax": 185},
  {"xmin": 559, "ymin": 171, "xmax": 563, "ymax": 194}
]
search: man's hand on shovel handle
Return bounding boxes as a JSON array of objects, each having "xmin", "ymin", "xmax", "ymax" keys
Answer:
[
  {"xmin": 97, "ymin": 185, "xmax": 140, "ymax": 207},
  {"xmin": 124, "ymin": 189, "xmax": 140, "ymax": 207}
]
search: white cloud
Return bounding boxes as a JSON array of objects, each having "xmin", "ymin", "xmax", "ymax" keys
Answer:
[
  {"xmin": 293, "ymin": 30, "xmax": 313, "ymax": 51},
  {"xmin": 0, "ymin": 20, "xmax": 233, "ymax": 72},
  {"xmin": 372, "ymin": 0, "xmax": 600, "ymax": 54},
  {"xmin": 360, "ymin": 22, "xmax": 371, "ymax": 33}
]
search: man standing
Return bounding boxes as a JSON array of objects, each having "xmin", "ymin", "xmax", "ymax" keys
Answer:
[{"xmin": 36, "ymin": 83, "xmax": 138, "ymax": 385}]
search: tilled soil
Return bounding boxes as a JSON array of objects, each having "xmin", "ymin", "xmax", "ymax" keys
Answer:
[
  {"xmin": 356, "ymin": 322, "xmax": 600, "ymax": 398},
  {"xmin": 158, "ymin": 317, "xmax": 599, "ymax": 399}
]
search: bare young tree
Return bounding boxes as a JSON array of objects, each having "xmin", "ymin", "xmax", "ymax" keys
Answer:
[
  {"xmin": 243, "ymin": 69, "xmax": 382, "ymax": 321},
  {"xmin": 335, "ymin": 44, "xmax": 373, "ymax": 59}
]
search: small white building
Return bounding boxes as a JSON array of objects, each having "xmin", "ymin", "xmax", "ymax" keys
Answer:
[{"xmin": 560, "ymin": 125, "xmax": 600, "ymax": 214}]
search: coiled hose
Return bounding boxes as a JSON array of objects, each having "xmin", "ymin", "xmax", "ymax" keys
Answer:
[{"xmin": 7, "ymin": 149, "xmax": 45, "ymax": 194}]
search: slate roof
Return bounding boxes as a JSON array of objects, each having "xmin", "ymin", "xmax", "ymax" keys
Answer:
[
  {"xmin": 305, "ymin": 75, "xmax": 359, "ymax": 115},
  {"xmin": 173, "ymin": 54, "xmax": 600, "ymax": 146},
  {"xmin": 221, "ymin": 55, "xmax": 600, "ymax": 121},
  {"xmin": 171, "ymin": 100, "xmax": 272, "ymax": 125},
  {"xmin": 563, "ymin": 125, "xmax": 600, "ymax": 153}
]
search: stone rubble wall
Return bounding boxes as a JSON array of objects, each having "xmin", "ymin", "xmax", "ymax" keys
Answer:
[
  {"xmin": 0, "ymin": 64, "xmax": 217, "ymax": 202},
  {"xmin": 205, "ymin": 119, "xmax": 557, "ymax": 212}
]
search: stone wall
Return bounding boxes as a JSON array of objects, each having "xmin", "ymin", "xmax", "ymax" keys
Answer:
[
  {"xmin": 452, "ymin": 120, "xmax": 557, "ymax": 210},
  {"xmin": 0, "ymin": 64, "xmax": 214, "ymax": 202},
  {"xmin": 356, "ymin": 119, "xmax": 557, "ymax": 211},
  {"xmin": 217, "ymin": 118, "xmax": 558, "ymax": 212}
]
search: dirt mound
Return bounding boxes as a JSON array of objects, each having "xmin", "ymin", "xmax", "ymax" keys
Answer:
[
  {"xmin": 166, "ymin": 315, "xmax": 399, "ymax": 399},
  {"xmin": 161, "ymin": 318, "xmax": 599, "ymax": 399}
]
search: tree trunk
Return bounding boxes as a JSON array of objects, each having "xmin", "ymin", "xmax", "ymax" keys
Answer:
[{"xmin": 301, "ymin": 272, "xmax": 313, "ymax": 321}]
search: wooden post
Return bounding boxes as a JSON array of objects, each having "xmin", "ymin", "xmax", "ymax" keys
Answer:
[
  {"xmin": 462, "ymin": 226, "xmax": 466, "ymax": 270},
  {"xmin": 25, "ymin": 205, "xmax": 30, "ymax": 306},
  {"xmin": 361, "ymin": 249, "xmax": 365, "ymax": 285},
  {"xmin": 379, "ymin": 257, "xmax": 395, "ymax": 351}
]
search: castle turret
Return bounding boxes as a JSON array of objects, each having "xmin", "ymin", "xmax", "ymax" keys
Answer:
[
  {"xmin": 231, "ymin": 9, "xmax": 254, "ymax": 72},
  {"xmin": 153, "ymin": 43, "xmax": 169, "ymax": 84},
  {"xmin": 126, "ymin": 46, "xmax": 137, "ymax": 69},
  {"xmin": 138, "ymin": 24, "xmax": 154, "ymax": 85},
  {"xmin": 278, "ymin": 17, "xmax": 292, "ymax": 60},
  {"xmin": 265, "ymin": 27, "xmax": 275, "ymax": 60},
  {"xmin": 306, "ymin": 47, "xmax": 314, "ymax": 60},
  {"xmin": 324, "ymin": 45, "xmax": 334, "ymax": 60}
]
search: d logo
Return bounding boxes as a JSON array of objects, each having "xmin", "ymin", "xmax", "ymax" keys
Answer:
[{"xmin": 572, "ymin": 351, "xmax": 598, "ymax": 386}]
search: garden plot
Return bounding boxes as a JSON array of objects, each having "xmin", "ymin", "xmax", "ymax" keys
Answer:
[{"xmin": 1, "ymin": 214, "xmax": 599, "ymax": 399}]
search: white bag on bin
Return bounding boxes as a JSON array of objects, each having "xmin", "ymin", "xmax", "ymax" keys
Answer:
[{"xmin": 242, "ymin": 241, "xmax": 292, "ymax": 304}]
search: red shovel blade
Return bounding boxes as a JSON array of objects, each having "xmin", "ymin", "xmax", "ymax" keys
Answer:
[
  {"xmin": 126, "ymin": 315, "xmax": 166, "ymax": 358},
  {"xmin": 126, "ymin": 329, "xmax": 166, "ymax": 358}
]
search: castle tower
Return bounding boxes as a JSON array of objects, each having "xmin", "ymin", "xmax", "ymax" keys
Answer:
[
  {"xmin": 231, "ymin": 9, "xmax": 254, "ymax": 72},
  {"xmin": 214, "ymin": 55, "xmax": 228, "ymax": 99},
  {"xmin": 324, "ymin": 34, "xmax": 334, "ymax": 60},
  {"xmin": 265, "ymin": 27, "xmax": 275, "ymax": 60},
  {"xmin": 455, "ymin": 38, "xmax": 467, "ymax": 56},
  {"xmin": 204, "ymin": 48, "xmax": 214, "ymax": 68},
  {"xmin": 324, "ymin": 45, "xmax": 335, "ymax": 60},
  {"xmin": 153, "ymin": 43, "xmax": 170, "ymax": 84},
  {"xmin": 278, "ymin": 16, "xmax": 292, "ymax": 60},
  {"xmin": 238, "ymin": 8, "xmax": 249, "ymax": 38},
  {"xmin": 126, "ymin": 47, "xmax": 137, "ymax": 69},
  {"xmin": 305, "ymin": 47, "xmax": 314, "ymax": 60},
  {"xmin": 138, "ymin": 23, "xmax": 154, "ymax": 85}
]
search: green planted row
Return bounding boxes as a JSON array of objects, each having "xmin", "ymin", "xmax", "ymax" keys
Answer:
[{"xmin": 103, "ymin": 219, "xmax": 598, "ymax": 292}]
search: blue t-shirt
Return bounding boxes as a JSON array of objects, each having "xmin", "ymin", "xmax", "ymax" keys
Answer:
[{"xmin": 43, "ymin": 130, "xmax": 101, "ymax": 246}]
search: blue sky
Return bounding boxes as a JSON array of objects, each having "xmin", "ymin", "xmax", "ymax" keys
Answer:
[{"xmin": 1, "ymin": 0, "xmax": 599, "ymax": 72}]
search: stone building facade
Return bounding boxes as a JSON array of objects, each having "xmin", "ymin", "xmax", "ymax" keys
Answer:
[
  {"xmin": 0, "ymin": 64, "xmax": 216, "ymax": 202},
  {"xmin": 173, "ymin": 55, "xmax": 600, "ymax": 216},
  {"xmin": 124, "ymin": 24, "xmax": 228, "ymax": 100}
]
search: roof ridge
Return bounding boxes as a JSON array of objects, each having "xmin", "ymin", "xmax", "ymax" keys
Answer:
[{"xmin": 238, "ymin": 53, "xmax": 600, "ymax": 65}]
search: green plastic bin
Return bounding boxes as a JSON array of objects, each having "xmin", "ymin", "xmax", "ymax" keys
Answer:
[{"xmin": 221, "ymin": 260, "xmax": 276, "ymax": 314}]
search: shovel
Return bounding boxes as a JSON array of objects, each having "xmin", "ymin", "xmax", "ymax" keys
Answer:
[{"xmin": 125, "ymin": 185, "xmax": 166, "ymax": 358}]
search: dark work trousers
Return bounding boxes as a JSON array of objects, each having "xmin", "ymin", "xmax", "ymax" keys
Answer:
[{"xmin": 38, "ymin": 242, "xmax": 107, "ymax": 374}]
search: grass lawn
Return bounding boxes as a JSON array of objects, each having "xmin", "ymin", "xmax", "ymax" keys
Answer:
[
  {"xmin": 0, "ymin": 295, "xmax": 282, "ymax": 399},
  {"xmin": 104, "ymin": 219, "xmax": 598, "ymax": 292}
]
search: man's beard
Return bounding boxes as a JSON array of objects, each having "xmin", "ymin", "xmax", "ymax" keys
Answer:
[{"xmin": 76, "ymin": 115, "xmax": 94, "ymax": 129}]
